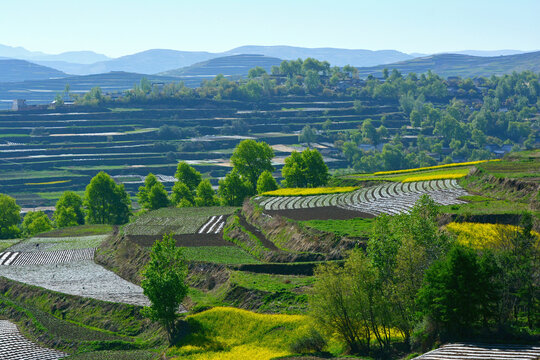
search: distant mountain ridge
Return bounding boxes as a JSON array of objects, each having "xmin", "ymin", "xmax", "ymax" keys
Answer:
[
  {"xmin": 160, "ymin": 54, "xmax": 283, "ymax": 77},
  {"xmin": 355, "ymin": 51, "xmax": 540, "ymax": 78},
  {"xmin": 0, "ymin": 44, "xmax": 109, "ymax": 64},
  {"xmin": 0, "ymin": 59, "xmax": 66, "ymax": 83}
]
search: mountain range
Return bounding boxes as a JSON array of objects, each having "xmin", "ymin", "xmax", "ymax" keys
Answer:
[{"xmin": 2, "ymin": 44, "xmax": 534, "ymax": 77}]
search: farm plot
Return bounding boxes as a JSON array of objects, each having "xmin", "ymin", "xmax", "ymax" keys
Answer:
[
  {"xmin": 259, "ymin": 179, "xmax": 468, "ymax": 216},
  {"xmin": 8, "ymin": 235, "xmax": 108, "ymax": 252},
  {"xmin": 0, "ymin": 320, "xmax": 67, "ymax": 360},
  {"xmin": 124, "ymin": 206, "xmax": 236, "ymax": 236},
  {"xmin": 414, "ymin": 343, "xmax": 540, "ymax": 359},
  {"xmin": 0, "ymin": 260, "xmax": 149, "ymax": 306}
]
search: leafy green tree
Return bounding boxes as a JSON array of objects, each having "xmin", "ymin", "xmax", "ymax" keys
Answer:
[
  {"xmin": 230, "ymin": 140, "xmax": 274, "ymax": 193},
  {"xmin": 22, "ymin": 211, "xmax": 53, "ymax": 237},
  {"xmin": 218, "ymin": 170, "xmax": 251, "ymax": 206},
  {"xmin": 54, "ymin": 191, "xmax": 84, "ymax": 227},
  {"xmin": 0, "ymin": 194, "xmax": 21, "ymax": 239},
  {"xmin": 247, "ymin": 66, "xmax": 267, "ymax": 79},
  {"xmin": 195, "ymin": 179, "xmax": 219, "ymax": 206},
  {"xmin": 256, "ymin": 170, "xmax": 278, "ymax": 194},
  {"xmin": 175, "ymin": 162, "xmax": 202, "ymax": 192},
  {"xmin": 171, "ymin": 182, "xmax": 195, "ymax": 207},
  {"xmin": 282, "ymin": 151, "xmax": 307, "ymax": 187},
  {"xmin": 148, "ymin": 182, "xmax": 170, "ymax": 210},
  {"xmin": 137, "ymin": 173, "xmax": 159, "ymax": 209},
  {"xmin": 304, "ymin": 70, "xmax": 322, "ymax": 94},
  {"xmin": 141, "ymin": 234, "xmax": 188, "ymax": 343},
  {"xmin": 417, "ymin": 245, "xmax": 497, "ymax": 339},
  {"xmin": 360, "ymin": 119, "xmax": 378, "ymax": 144},
  {"xmin": 282, "ymin": 149, "xmax": 329, "ymax": 188},
  {"xmin": 54, "ymin": 207, "xmax": 79, "ymax": 228},
  {"xmin": 84, "ymin": 172, "xmax": 131, "ymax": 225},
  {"xmin": 299, "ymin": 125, "xmax": 317, "ymax": 145}
]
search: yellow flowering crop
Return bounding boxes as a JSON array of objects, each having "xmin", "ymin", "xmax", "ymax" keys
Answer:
[
  {"xmin": 262, "ymin": 186, "xmax": 357, "ymax": 197},
  {"xmin": 446, "ymin": 222, "xmax": 540, "ymax": 249},
  {"xmin": 402, "ymin": 173, "xmax": 468, "ymax": 182},
  {"xmin": 373, "ymin": 159, "xmax": 499, "ymax": 176},
  {"xmin": 25, "ymin": 180, "xmax": 71, "ymax": 185}
]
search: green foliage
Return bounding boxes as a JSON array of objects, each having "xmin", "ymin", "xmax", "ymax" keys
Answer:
[
  {"xmin": 141, "ymin": 233, "xmax": 188, "ymax": 343},
  {"xmin": 175, "ymin": 162, "xmax": 202, "ymax": 192},
  {"xmin": 289, "ymin": 328, "xmax": 326, "ymax": 354},
  {"xmin": 417, "ymin": 245, "xmax": 498, "ymax": 339},
  {"xmin": 256, "ymin": 170, "xmax": 278, "ymax": 194},
  {"xmin": 147, "ymin": 182, "xmax": 170, "ymax": 210},
  {"xmin": 195, "ymin": 179, "xmax": 219, "ymax": 207},
  {"xmin": 181, "ymin": 246, "xmax": 260, "ymax": 264},
  {"xmin": 230, "ymin": 140, "xmax": 274, "ymax": 193},
  {"xmin": 21, "ymin": 211, "xmax": 53, "ymax": 237},
  {"xmin": 84, "ymin": 172, "xmax": 131, "ymax": 225},
  {"xmin": 0, "ymin": 193, "xmax": 21, "ymax": 239},
  {"xmin": 171, "ymin": 181, "xmax": 195, "ymax": 207},
  {"xmin": 54, "ymin": 191, "xmax": 85, "ymax": 227},
  {"xmin": 218, "ymin": 170, "xmax": 252, "ymax": 206},
  {"xmin": 298, "ymin": 125, "xmax": 317, "ymax": 145},
  {"xmin": 282, "ymin": 148, "xmax": 329, "ymax": 188}
]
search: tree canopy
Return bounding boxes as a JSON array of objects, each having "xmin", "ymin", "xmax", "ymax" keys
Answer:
[
  {"xmin": 0, "ymin": 193, "xmax": 21, "ymax": 239},
  {"xmin": 230, "ymin": 140, "xmax": 274, "ymax": 193},
  {"xmin": 84, "ymin": 172, "xmax": 131, "ymax": 225},
  {"xmin": 282, "ymin": 148, "xmax": 329, "ymax": 188},
  {"xmin": 54, "ymin": 191, "xmax": 84, "ymax": 227}
]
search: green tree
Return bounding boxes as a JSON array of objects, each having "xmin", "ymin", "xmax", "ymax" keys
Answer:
[
  {"xmin": 171, "ymin": 182, "xmax": 195, "ymax": 207},
  {"xmin": 84, "ymin": 172, "xmax": 131, "ymax": 225},
  {"xmin": 256, "ymin": 170, "xmax": 278, "ymax": 194},
  {"xmin": 148, "ymin": 182, "xmax": 170, "ymax": 210},
  {"xmin": 282, "ymin": 149, "xmax": 329, "ymax": 188},
  {"xmin": 195, "ymin": 179, "xmax": 219, "ymax": 206},
  {"xmin": 248, "ymin": 66, "xmax": 267, "ymax": 79},
  {"xmin": 299, "ymin": 125, "xmax": 317, "ymax": 145},
  {"xmin": 137, "ymin": 173, "xmax": 159, "ymax": 209},
  {"xmin": 54, "ymin": 191, "xmax": 84, "ymax": 227},
  {"xmin": 218, "ymin": 170, "xmax": 251, "ymax": 206},
  {"xmin": 417, "ymin": 245, "xmax": 496, "ymax": 339},
  {"xmin": 230, "ymin": 140, "xmax": 274, "ymax": 193},
  {"xmin": 21, "ymin": 211, "xmax": 53, "ymax": 237},
  {"xmin": 175, "ymin": 162, "xmax": 202, "ymax": 192},
  {"xmin": 141, "ymin": 234, "xmax": 188, "ymax": 343},
  {"xmin": 0, "ymin": 194, "xmax": 21, "ymax": 239}
]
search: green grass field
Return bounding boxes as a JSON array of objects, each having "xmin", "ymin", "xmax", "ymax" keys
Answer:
[
  {"xmin": 182, "ymin": 246, "xmax": 260, "ymax": 264},
  {"xmin": 440, "ymin": 199, "xmax": 532, "ymax": 215},
  {"xmin": 229, "ymin": 271, "xmax": 313, "ymax": 292},
  {"xmin": 40, "ymin": 224, "xmax": 113, "ymax": 237},
  {"xmin": 124, "ymin": 207, "xmax": 237, "ymax": 236},
  {"xmin": 0, "ymin": 239, "xmax": 20, "ymax": 251},
  {"xmin": 301, "ymin": 218, "xmax": 374, "ymax": 238}
]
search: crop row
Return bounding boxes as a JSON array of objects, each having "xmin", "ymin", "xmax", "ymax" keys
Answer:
[
  {"xmin": 0, "ymin": 248, "xmax": 95, "ymax": 266},
  {"xmin": 259, "ymin": 179, "xmax": 468, "ymax": 215},
  {"xmin": 198, "ymin": 215, "xmax": 227, "ymax": 234},
  {"xmin": 414, "ymin": 343, "xmax": 540, "ymax": 359},
  {"xmin": 0, "ymin": 320, "xmax": 67, "ymax": 360}
]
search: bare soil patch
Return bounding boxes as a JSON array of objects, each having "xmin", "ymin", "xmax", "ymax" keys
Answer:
[{"xmin": 126, "ymin": 233, "xmax": 233, "ymax": 247}]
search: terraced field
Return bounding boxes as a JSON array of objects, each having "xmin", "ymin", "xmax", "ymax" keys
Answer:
[
  {"xmin": 0, "ymin": 234, "xmax": 149, "ymax": 306},
  {"xmin": 0, "ymin": 320, "xmax": 67, "ymax": 360},
  {"xmin": 258, "ymin": 179, "xmax": 468, "ymax": 216},
  {"xmin": 414, "ymin": 343, "xmax": 540, "ymax": 359}
]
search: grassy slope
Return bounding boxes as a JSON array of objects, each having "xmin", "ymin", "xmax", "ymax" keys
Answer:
[{"xmin": 167, "ymin": 307, "xmax": 311, "ymax": 360}]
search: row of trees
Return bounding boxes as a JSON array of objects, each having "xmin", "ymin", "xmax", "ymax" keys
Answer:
[
  {"xmin": 0, "ymin": 172, "xmax": 131, "ymax": 238},
  {"xmin": 310, "ymin": 197, "xmax": 539, "ymax": 354},
  {"xmin": 138, "ymin": 139, "xmax": 329, "ymax": 211}
]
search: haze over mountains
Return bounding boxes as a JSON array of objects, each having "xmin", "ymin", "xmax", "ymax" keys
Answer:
[{"xmin": 1, "ymin": 44, "xmax": 535, "ymax": 77}]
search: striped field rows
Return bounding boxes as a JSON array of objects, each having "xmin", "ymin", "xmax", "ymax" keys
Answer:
[
  {"xmin": 259, "ymin": 180, "xmax": 468, "ymax": 216},
  {"xmin": 0, "ymin": 320, "xmax": 66, "ymax": 360},
  {"xmin": 198, "ymin": 215, "xmax": 226, "ymax": 234},
  {"xmin": 0, "ymin": 248, "xmax": 94, "ymax": 266},
  {"xmin": 414, "ymin": 343, "xmax": 540, "ymax": 359}
]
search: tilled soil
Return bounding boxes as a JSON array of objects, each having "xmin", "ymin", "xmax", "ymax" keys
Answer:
[
  {"xmin": 0, "ymin": 320, "xmax": 67, "ymax": 360},
  {"xmin": 267, "ymin": 206, "xmax": 375, "ymax": 221}
]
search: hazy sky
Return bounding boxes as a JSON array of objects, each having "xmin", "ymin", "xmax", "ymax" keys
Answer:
[{"xmin": 1, "ymin": 0, "xmax": 539, "ymax": 58}]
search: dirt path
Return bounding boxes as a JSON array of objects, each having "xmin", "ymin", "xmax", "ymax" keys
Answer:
[{"xmin": 0, "ymin": 320, "xmax": 67, "ymax": 360}]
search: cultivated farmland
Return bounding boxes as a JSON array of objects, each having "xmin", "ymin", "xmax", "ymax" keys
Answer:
[
  {"xmin": 0, "ymin": 320, "xmax": 67, "ymax": 360},
  {"xmin": 258, "ymin": 179, "xmax": 468, "ymax": 216}
]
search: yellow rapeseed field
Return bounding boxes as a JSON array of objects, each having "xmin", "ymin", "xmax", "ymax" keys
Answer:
[
  {"xmin": 168, "ymin": 307, "xmax": 310, "ymax": 360},
  {"xmin": 24, "ymin": 180, "xmax": 71, "ymax": 185},
  {"xmin": 401, "ymin": 172, "xmax": 468, "ymax": 182},
  {"xmin": 262, "ymin": 186, "xmax": 357, "ymax": 197},
  {"xmin": 445, "ymin": 222, "xmax": 540, "ymax": 249},
  {"xmin": 373, "ymin": 159, "xmax": 499, "ymax": 176}
]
